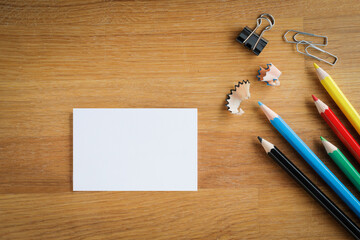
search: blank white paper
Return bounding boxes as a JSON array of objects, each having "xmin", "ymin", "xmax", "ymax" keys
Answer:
[{"xmin": 73, "ymin": 108, "xmax": 197, "ymax": 191}]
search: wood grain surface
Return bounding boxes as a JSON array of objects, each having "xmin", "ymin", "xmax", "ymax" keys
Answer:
[{"xmin": 1, "ymin": 0, "xmax": 360, "ymax": 239}]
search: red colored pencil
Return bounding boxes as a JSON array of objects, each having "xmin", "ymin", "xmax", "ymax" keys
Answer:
[{"xmin": 312, "ymin": 95, "xmax": 360, "ymax": 164}]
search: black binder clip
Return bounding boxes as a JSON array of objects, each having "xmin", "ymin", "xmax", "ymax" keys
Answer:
[{"xmin": 236, "ymin": 13, "xmax": 275, "ymax": 56}]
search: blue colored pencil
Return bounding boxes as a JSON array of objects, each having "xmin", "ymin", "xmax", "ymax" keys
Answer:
[{"xmin": 258, "ymin": 101, "xmax": 360, "ymax": 218}]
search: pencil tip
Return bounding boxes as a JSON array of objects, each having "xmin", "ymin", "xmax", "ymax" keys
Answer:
[
  {"xmin": 257, "ymin": 136, "xmax": 262, "ymax": 142},
  {"xmin": 312, "ymin": 95, "xmax": 318, "ymax": 101},
  {"xmin": 313, "ymin": 63, "xmax": 320, "ymax": 69},
  {"xmin": 321, "ymin": 137, "xmax": 337, "ymax": 153},
  {"xmin": 258, "ymin": 101, "xmax": 263, "ymax": 106}
]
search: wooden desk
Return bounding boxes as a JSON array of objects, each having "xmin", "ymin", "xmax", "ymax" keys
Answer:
[{"xmin": 1, "ymin": 0, "xmax": 360, "ymax": 239}]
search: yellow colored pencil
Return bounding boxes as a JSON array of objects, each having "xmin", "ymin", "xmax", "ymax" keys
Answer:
[{"xmin": 314, "ymin": 63, "xmax": 360, "ymax": 135}]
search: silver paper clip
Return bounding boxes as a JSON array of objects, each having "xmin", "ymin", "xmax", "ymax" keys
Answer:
[
  {"xmin": 296, "ymin": 40, "xmax": 338, "ymax": 66},
  {"xmin": 283, "ymin": 30, "xmax": 338, "ymax": 66},
  {"xmin": 284, "ymin": 30, "xmax": 328, "ymax": 46}
]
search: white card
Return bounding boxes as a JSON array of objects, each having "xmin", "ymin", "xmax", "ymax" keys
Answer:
[{"xmin": 73, "ymin": 108, "xmax": 197, "ymax": 191}]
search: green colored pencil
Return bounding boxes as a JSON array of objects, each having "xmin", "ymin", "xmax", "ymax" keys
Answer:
[{"xmin": 321, "ymin": 136, "xmax": 360, "ymax": 192}]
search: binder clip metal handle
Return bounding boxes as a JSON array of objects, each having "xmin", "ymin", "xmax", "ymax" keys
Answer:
[{"xmin": 236, "ymin": 13, "xmax": 275, "ymax": 56}]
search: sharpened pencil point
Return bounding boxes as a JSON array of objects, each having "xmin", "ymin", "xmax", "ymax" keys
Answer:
[
  {"xmin": 321, "ymin": 137, "xmax": 338, "ymax": 153},
  {"xmin": 312, "ymin": 95, "xmax": 318, "ymax": 101},
  {"xmin": 313, "ymin": 63, "xmax": 320, "ymax": 69},
  {"xmin": 258, "ymin": 101, "xmax": 263, "ymax": 106},
  {"xmin": 257, "ymin": 136, "xmax": 262, "ymax": 142}
]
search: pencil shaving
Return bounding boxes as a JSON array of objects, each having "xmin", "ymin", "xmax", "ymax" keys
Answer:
[
  {"xmin": 226, "ymin": 80, "xmax": 250, "ymax": 115},
  {"xmin": 257, "ymin": 63, "xmax": 281, "ymax": 86}
]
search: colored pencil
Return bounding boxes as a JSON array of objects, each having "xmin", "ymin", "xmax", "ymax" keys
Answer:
[
  {"xmin": 258, "ymin": 101, "xmax": 360, "ymax": 218},
  {"xmin": 258, "ymin": 137, "xmax": 360, "ymax": 239},
  {"xmin": 313, "ymin": 95, "xmax": 360, "ymax": 164},
  {"xmin": 314, "ymin": 63, "xmax": 360, "ymax": 135},
  {"xmin": 321, "ymin": 136, "xmax": 360, "ymax": 192}
]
